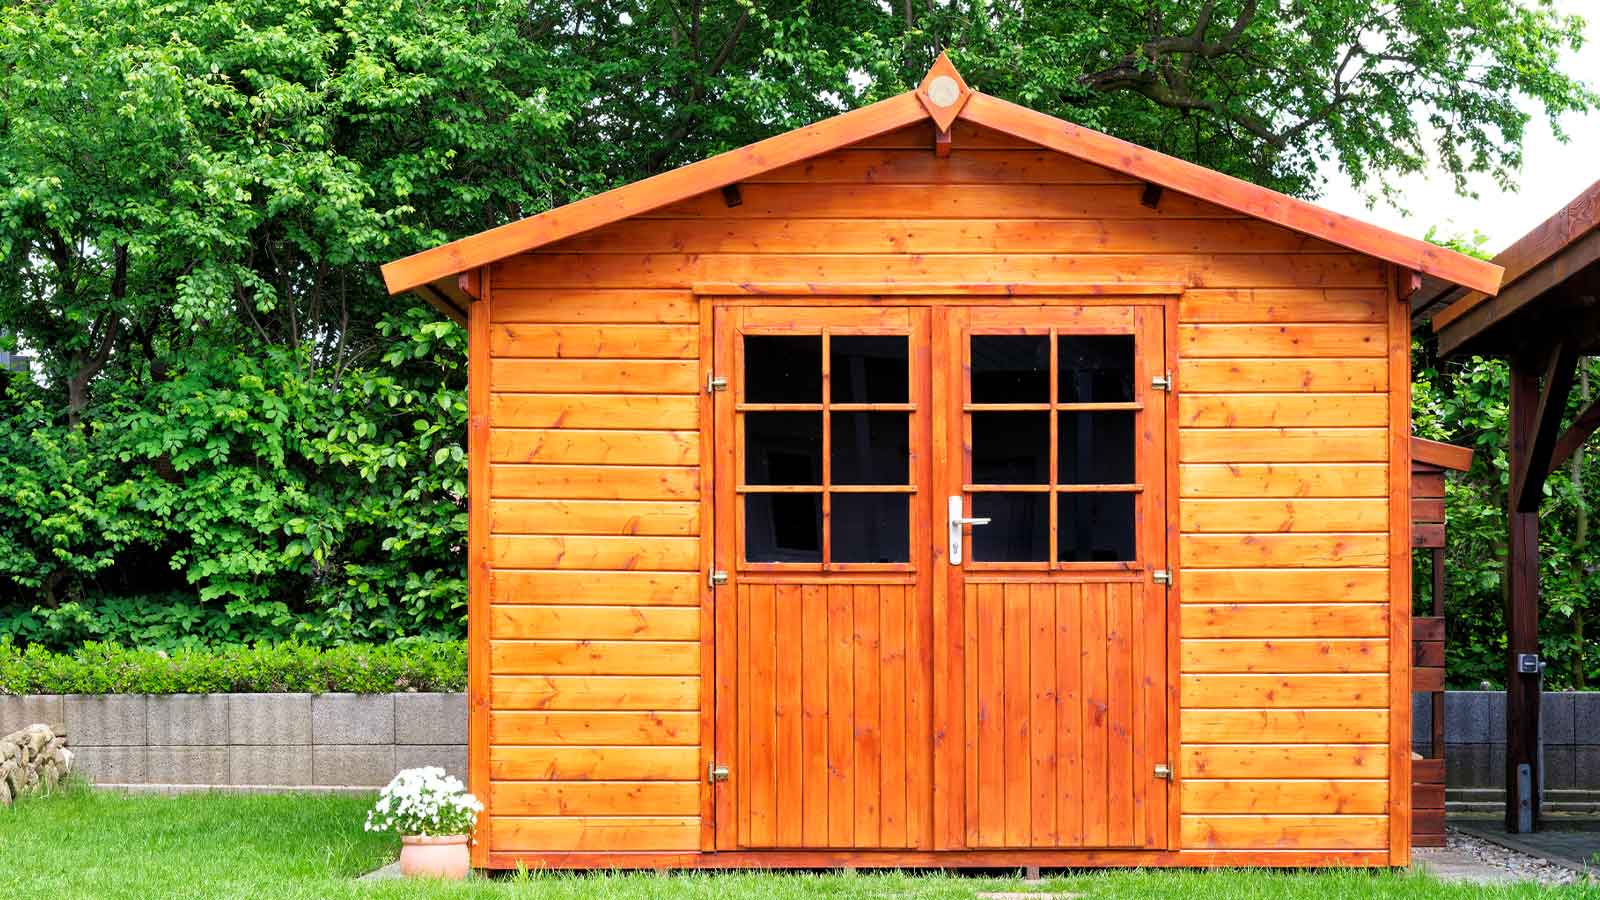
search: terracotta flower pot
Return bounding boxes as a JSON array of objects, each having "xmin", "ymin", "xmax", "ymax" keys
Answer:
[{"xmin": 399, "ymin": 833, "xmax": 470, "ymax": 880}]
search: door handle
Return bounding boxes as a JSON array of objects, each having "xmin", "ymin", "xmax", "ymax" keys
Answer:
[{"xmin": 948, "ymin": 496, "xmax": 991, "ymax": 565}]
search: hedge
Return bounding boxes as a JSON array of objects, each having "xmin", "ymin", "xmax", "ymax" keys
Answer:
[{"xmin": 0, "ymin": 639, "xmax": 466, "ymax": 695}]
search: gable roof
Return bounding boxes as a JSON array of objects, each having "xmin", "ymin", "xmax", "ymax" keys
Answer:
[{"xmin": 381, "ymin": 55, "xmax": 1503, "ymax": 305}]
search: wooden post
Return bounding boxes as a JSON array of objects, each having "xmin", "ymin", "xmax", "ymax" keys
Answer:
[
  {"xmin": 1431, "ymin": 547, "xmax": 1446, "ymax": 759},
  {"xmin": 1506, "ymin": 355, "xmax": 1543, "ymax": 833}
]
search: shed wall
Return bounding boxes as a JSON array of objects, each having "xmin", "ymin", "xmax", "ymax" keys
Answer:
[{"xmin": 478, "ymin": 120, "xmax": 1405, "ymax": 863}]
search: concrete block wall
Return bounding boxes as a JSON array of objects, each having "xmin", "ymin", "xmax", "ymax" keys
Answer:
[
  {"xmin": 1414, "ymin": 691, "xmax": 1600, "ymax": 811},
  {"xmin": 0, "ymin": 693, "xmax": 465, "ymax": 790}
]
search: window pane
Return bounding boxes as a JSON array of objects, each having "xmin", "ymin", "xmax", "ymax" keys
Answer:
[
  {"xmin": 971, "ymin": 493, "xmax": 1048, "ymax": 562},
  {"xmin": 1058, "ymin": 411, "xmax": 1135, "ymax": 484},
  {"xmin": 831, "ymin": 412, "xmax": 909, "ymax": 485},
  {"xmin": 1058, "ymin": 335, "xmax": 1135, "ymax": 403},
  {"xmin": 745, "ymin": 335, "xmax": 821, "ymax": 403},
  {"xmin": 972, "ymin": 412, "xmax": 1048, "ymax": 484},
  {"xmin": 1058, "ymin": 493, "xmax": 1137, "ymax": 562},
  {"xmin": 831, "ymin": 335, "xmax": 908, "ymax": 403},
  {"xmin": 745, "ymin": 494, "xmax": 822, "ymax": 563},
  {"xmin": 971, "ymin": 335, "xmax": 1048, "ymax": 403},
  {"xmin": 745, "ymin": 413, "xmax": 822, "ymax": 485},
  {"xmin": 832, "ymin": 494, "xmax": 909, "ymax": 563}
]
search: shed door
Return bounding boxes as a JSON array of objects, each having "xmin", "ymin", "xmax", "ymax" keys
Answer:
[{"xmin": 944, "ymin": 306, "xmax": 1170, "ymax": 849}]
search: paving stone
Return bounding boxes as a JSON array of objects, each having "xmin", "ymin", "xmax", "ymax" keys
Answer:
[
  {"xmin": 395, "ymin": 744, "xmax": 468, "ymax": 781},
  {"xmin": 64, "ymin": 695, "xmax": 147, "ymax": 746},
  {"xmin": 147, "ymin": 746, "xmax": 229, "ymax": 785},
  {"xmin": 229, "ymin": 746, "xmax": 313, "ymax": 786},
  {"xmin": 1446, "ymin": 692, "xmax": 1491, "ymax": 744},
  {"xmin": 147, "ymin": 695, "xmax": 228, "ymax": 746},
  {"xmin": 394, "ymin": 693, "xmax": 466, "ymax": 745},
  {"xmin": 1541, "ymin": 693, "xmax": 1577, "ymax": 744},
  {"xmin": 73, "ymin": 746, "xmax": 146, "ymax": 784},
  {"xmin": 314, "ymin": 745, "xmax": 397, "ymax": 787},
  {"xmin": 228, "ymin": 694, "xmax": 311, "ymax": 745},
  {"xmin": 0, "ymin": 695, "xmax": 65, "ymax": 735},
  {"xmin": 312, "ymin": 694, "xmax": 394, "ymax": 745}
]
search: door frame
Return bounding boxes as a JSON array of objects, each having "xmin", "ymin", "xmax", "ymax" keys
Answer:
[{"xmin": 702, "ymin": 290, "xmax": 1182, "ymax": 855}]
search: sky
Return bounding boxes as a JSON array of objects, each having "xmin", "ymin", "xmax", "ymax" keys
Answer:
[{"xmin": 1316, "ymin": 0, "xmax": 1600, "ymax": 255}]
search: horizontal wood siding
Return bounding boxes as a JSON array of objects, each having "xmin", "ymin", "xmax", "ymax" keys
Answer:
[{"xmin": 484, "ymin": 278, "xmax": 703, "ymax": 854}]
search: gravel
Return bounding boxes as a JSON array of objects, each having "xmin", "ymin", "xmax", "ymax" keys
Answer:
[{"xmin": 1414, "ymin": 828, "xmax": 1590, "ymax": 885}]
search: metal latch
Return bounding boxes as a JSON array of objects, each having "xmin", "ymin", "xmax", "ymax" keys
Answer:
[
  {"xmin": 1152, "ymin": 372, "xmax": 1173, "ymax": 391},
  {"xmin": 1516, "ymin": 652, "xmax": 1542, "ymax": 675},
  {"xmin": 1154, "ymin": 763, "xmax": 1173, "ymax": 781},
  {"xmin": 708, "ymin": 763, "xmax": 730, "ymax": 783},
  {"xmin": 706, "ymin": 374, "xmax": 728, "ymax": 393},
  {"xmin": 1152, "ymin": 569, "xmax": 1172, "ymax": 585},
  {"xmin": 709, "ymin": 570, "xmax": 728, "ymax": 587}
]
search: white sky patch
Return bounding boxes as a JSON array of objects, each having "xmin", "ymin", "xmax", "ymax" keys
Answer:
[{"xmin": 1317, "ymin": 0, "xmax": 1600, "ymax": 254}]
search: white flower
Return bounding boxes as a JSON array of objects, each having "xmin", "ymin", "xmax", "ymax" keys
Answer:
[{"xmin": 365, "ymin": 767, "xmax": 482, "ymax": 837}]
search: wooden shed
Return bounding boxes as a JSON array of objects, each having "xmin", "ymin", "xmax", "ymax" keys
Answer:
[{"xmin": 381, "ymin": 56, "xmax": 1504, "ymax": 870}]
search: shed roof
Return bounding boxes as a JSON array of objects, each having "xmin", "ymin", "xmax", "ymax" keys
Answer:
[{"xmin": 382, "ymin": 55, "xmax": 1503, "ymax": 316}]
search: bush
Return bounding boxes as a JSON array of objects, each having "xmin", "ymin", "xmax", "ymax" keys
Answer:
[{"xmin": 0, "ymin": 638, "xmax": 466, "ymax": 695}]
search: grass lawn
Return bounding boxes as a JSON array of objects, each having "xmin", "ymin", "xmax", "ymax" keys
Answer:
[{"xmin": 1, "ymin": 784, "xmax": 1595, "ymax": 899}]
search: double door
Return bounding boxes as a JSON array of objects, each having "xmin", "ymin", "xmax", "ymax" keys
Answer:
[{"xmin": 710, "ymin": 301, "xmax": 1169, "ymax": 852}]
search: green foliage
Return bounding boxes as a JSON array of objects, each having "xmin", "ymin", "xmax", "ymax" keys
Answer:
[{"xmin": 0, "ymin": 638, "xmax": 466, "ymax": 694}]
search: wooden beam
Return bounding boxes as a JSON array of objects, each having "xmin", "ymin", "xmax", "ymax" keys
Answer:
[
  {"xmin": 1411, "ymin": 436, "xmax": 1473, "ymax": 472},
  {"xmin": 1547, "ymin": 394, "xmax": 1600, "ymax": 477},
  {"xmin": 1506, "ymin": 355, "xmax": 1543, "ymax": 833},
  {"xmin": 1396, "ymin": 267, "xmax": 1423, "ymax": 301},
  {"xmin": 1513, "ymin": 341, "xmax": 1577, "ymax": 512},
  {"xmin": 934, "ymin": 127, "xmax": 952, "ymax": 158},
  {"xmin": 416, "ymin": 283, "xmax": 468, "ymax": 327},
  {"xmin": 1437, "ymin": 230, "xmax": 1600, "ymax": 357}
]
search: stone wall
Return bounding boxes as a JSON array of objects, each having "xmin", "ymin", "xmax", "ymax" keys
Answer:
[
  {"xmin": 0, "ymin": 693, "xmax": 464, "ymax": 790},
  {"xmin": 1, "ymin": 724, "xmax": 70, "ymax": 803},
  {"xmin": 1414, "ymin": 691, "xmax": 1600, "ymax": 812}
]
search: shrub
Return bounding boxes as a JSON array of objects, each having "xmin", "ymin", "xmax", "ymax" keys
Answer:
[{"xmin": 0, "ymin": 638, "xmax": 465, "ymax": 695}]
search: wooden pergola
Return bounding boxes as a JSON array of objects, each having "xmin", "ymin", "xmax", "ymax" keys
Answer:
[{"xmin": 1413, "ymin": 178, "xmax": 1600, "ymax": 833}]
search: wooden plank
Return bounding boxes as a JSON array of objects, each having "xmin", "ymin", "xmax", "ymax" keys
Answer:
[
  {"xmin": 492, "ymin": 358, "xmax": 699, "ymax": 394},
  {"xmin": 1081, "ymin": 583, "xmax": 1109, "ymax": 847},
  {"xmin": 1002, "ymin": 583, "xmax": 1030, "ymax": 848},
  {"xmin": 490, "ymin": 675, "xmax": 699, "ymax": 710},
  {"xmin": 491, "ymin": 782, "xmax": 700, "ymax": 816},
  {"xmin": 1180, "ymin": 639, "xmax": 1389, "ymax": 673},
  {"xmin": 855, "ymin": 585, "xmax": 883, "ymax": 847},
  {"xmin": 490, "ymin": 499, "xmax": 700, "ymax": 537},
  {"xmin": 490, "ymin": 394, "xmax": 699, "ymax": 430},
  {"xmin": 1180, "ymin": 710, "xmax": 1388, "ymax": 744},
  {"xmin": 467, "ymin": 275, "xmax": 492, "ymax": 865},
  {"xmin": 1180, "ymin": 499, "xmax": 1388, "ymax": 533},
  {"xmin": 490, "ymin": 640, "xmax": 699, "ymax": 675},
  {"xmin": 1056, "ymin": 582, "xmax": 1084, "ymax": 848},
  {"xmin": 880, "ymin": 583, "xmax": 910, "ymax": 848},
  {"xmin": 747, "ymin": 149, "xmax": 1138, "ymax": 184},
  {"xmin": 801, "ymin": 584, "xmax": 829, "ymax": 847},
  {"xmin": 490, "ymin": 601, "xmax": 701, "ymax": 642},
  {"xmin": 489, "ymin": 745, "xmax": 700, "ymax": 781},
  {"xmin": 1178, "ymin": 359, "xmax": 1386, "ymax": 393},
  {"xmin": 1178, "ymin": 324, "xmax": 1386, "ymax": 358},
  {"xmin": 1029, "ymin": 584, "xmax": 1057, "ymax": 847},
  {"xmin": 489, "ymin": 711, "xmax": 699, "ymax": 745},
  {"xmin": 1179, "ymin": 464, "xmax": 1387, "ymax": 498},
  {"xmin": 489, "ymin": 429, "xmax": 698, "ymax": 466},
  {"xmin": 1413, "ymin": 667, "xmax": 1446, "ymax": 692},
  {"xmin": 1181, "ymin": 780, "xmax": 1387, "ymax": 815},
  {"xmin": 489, "ymin": 570, "xmax": 699, "ymax": 606},
  {"xmin": 1178, "ymin": 289, "xmax": 1387, "ymax": 324},
  {"xmin": 1411, "ymin": 523, "xmax": 1446, "ymax": 548},
  {"xmin": 1388, "ymin": 283, "xmax": 1414, "ymax": 863},
  {"xmin": 492, "ymin": 816, "xmax": 700, "ymax": 852},
  {"xmin": 745, "ymin": 583, "xmax": 777, "ymax": 846},
  {"xmin": 1181, "ymin": 674, "xmax": 1389, "ymax": 708},
  {"xmin": 1181, "ymin": 604, "xmax": 1389, "ymax": 638},
  {"xmin": 975, "ymin": 582, "xmax": 1005, "ymax": 847},
  {"xmin": 1413, "ymin": 617, "xmax": 1445, "ymax": 642},
  {"xmin": 1410, "ymin": 472, "xmax": 1445, "ymax": 498},
  {"xmin": 1182, "ymin": 569, "xmax": 1389, "ymax": 604},
  {"xmin": 1178, "ymin": 429, "xmax": 1387, "ymax": 463},
  {"xmin": 773, "ymin": 584, "xmax": 804, "ymax": 848},
  {"xmin": 1179, "ymin": 815, "xmax": 1388, "ymax": 850},
  {"xmin": 490, "ymin": 324, "xmax": 698, "ymax": 358},
  {"xmin": 1178, "ymin": 534, "xmax": 1389, "ymax": 568},
  {"xmin": 1106, "ymin": 582, "xmax": 1136, "ymax": 847},
  {"xmin": 1411, "ymin": 498, "xmax": 1446, "ymax": 522},
  {"xmin": 491, "ymin": 290, "xmax": 698, "ymax": 324},
  {"xmin": 488, "ymin": 535, "xmax": 698, "ymax": 570},
  {"xmin": 1181, "ymin": 745, "xmax": 1388, "ymax": 779},
  {"xmin": 491, "ymin": 464, "xmax": 698, "ymax": 500},
  {"xmin": 1178, "ymin": 394, "xmax": 1389, "ymax": 427},
  {"xmin": 642, "ymin": 185, "xmax": 1241, "ymax": 221},
  {"xmin": 827, "ymin": 583, "xmax": 855, "ymax": 847}
]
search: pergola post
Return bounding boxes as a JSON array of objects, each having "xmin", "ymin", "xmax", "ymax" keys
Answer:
[{"xmin": 1505, "ymin": 355, "xmax": 1543, "ymax": 833}]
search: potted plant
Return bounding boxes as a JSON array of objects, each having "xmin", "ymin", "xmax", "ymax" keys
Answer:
[{"xmin": 365, "ymin": 767, "xmax": 484, "ymax": 879}]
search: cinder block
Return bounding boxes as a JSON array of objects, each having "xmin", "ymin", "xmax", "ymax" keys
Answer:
[
  {"xmin": 146, "ymin": 746, "xmax": 229, "ymax": 785},
  {"xmin": 229, "ymin": 746, "xmax": 313, "ymax": 786},
  {"xmin": 64, "ymin": 695, "xmax": 147, "ymax": 746},
  {"xmin": 147, "ymin": 695, "xmax": 228, "ymax": 746},
  {"xmin": 1446, "ymin": 743, "xmax": 1492, "ymax": 789},
  {"xmin": 1573, "ymin": 693, "xmax": 1600, "ymax": 743},
  {"xmin": 0, "ymin": 695, "xmax": 65, "ymax": 735},
  {"xmin": 312, "ymin": 694, "xmax": 394, "ymax": 745},
  {"xmin": 394, "ymin": 693, "xmax": 466, "ymax": 746},
  {"xmin": 395, "ymin": 745, "xmax": 469, "ymax": 781},
  {"xmin": 1489, "ymin": 743, "xmax": 1508, "ymax": 788},
  {"xmin": 1488, "ymin": 692, "xmax": 1507, "ymax": 742},
  {"xmin": 228, "ymin": 694, "xmax": 311, "ymax": 746},
  {"xmin": 1575, "ymin": 746, "xmax": 1600, "ymax": 789},
  {"xmin": 1413, "ymin": 694, "xmax": 1432, "ymax": 744},
  {"xmin": 313, "ymin": 745, "xmax": 397, "ymax": 787},
  {"xmin": 73, "ymin": 746, "xmax": 147, "ymax": 784},
  {"xmin": 1542, "ymin": 692, "xmax": 1577, "ymax": 744},
  {"xmin": 1544, "ymin": 745, "xmax": 1577, "ymax": 790},
  {"xmin": 1445, "ymin": 692, "xmax": 1490, "ymax": 744}
]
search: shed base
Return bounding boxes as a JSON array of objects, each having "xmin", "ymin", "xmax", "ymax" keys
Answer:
[{"xmin": 483, "ymin": 849, "xmax": 1396, "ymax": 870}]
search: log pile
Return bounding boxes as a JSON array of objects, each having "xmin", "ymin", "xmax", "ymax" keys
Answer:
[{"xmin": 1, "ymin": 724, "xmax": 71, "ymax": 804}]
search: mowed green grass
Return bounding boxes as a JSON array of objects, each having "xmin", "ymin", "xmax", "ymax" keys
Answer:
[{"xmin": 1, "ymin": 784, "xmax": 1595, "ymax": 899}]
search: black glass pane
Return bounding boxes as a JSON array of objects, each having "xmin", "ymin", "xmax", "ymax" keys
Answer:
[
  {"xmin": 832, "ymin": 494, "xmax": 910, "ymax": 563},
  {"xmin": 831, "ymin": 412, "xmax": 909, "ymax": 485},
  {"xmin": 972, "ymin": 412, "xmax": 1048, "ymax": 484},
  {"xmin": 745, "ymin": 493, "xmax": 822, "ymax": 563},
  {"xmin": 745, "ymin": 413, "xmax": 822, "ymax": 485},
  {"xmin": 745, "ymin": 335, "xmax": 821, "ymax": 403},
  {"xmin": 1058, "ymin": 493, "xmax": 1137, "ymax": 562},
  {"xmin": 1058, "ymin": 335, "xmax": 1135, "ymax": 403},
  {"xmin": 1058, "ymin": 412, "xmax": 1136, "ymax": 484},
  {"xmin": 831, "ymin": 335, "xmax": 909, "ymax": 403},
  {"xmin": 971, "ymin": 335, "xmax": 1048, "ymax": 403},
  {"xmin": 971, "ymin": 493, "xmax": 1048, "ymax": 562}
]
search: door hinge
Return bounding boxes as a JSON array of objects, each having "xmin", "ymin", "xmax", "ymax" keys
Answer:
[
  {"xmin": 708, "ymin": 763, "xmax": 730, "ymax": 783},
  {"xmin": 1152, "ymin": 569, "xmax": 1172, "ymax": 585},
  {"xmin": 1152, "ymin": 371, "xmax": 1173, "ymax": 391},
  {"xmin": 1154, "ymin": 762, "xmax": 1173, "ymax": 781},
  {"xmin": 706, "ymin": 374, "xmax": 728, "ymax": 394},
  {"xmin": 708, "ymin": 569, "xmax": 728, "ymax": 587}
]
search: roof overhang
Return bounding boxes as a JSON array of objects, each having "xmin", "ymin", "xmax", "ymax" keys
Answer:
[{"xmin": 383, "ymin": 55, "xmax": 1503, "ymax": 305}]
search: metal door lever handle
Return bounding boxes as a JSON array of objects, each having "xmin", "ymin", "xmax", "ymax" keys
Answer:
[
  {"xmin": 948, "ymin": 496, "xmax": 990, "ymax": 565},
  {"xmin": 952, "ymin": 516, "xmax": 991, "ymax": 526}
]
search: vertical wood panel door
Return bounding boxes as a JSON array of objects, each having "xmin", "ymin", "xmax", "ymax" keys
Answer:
[
  {"xmin": 942, "ymin": 305, "xmax": 1171, "ymax": 849},
  {"xmin": 712, "ymin": 305, "xmax": 934, "ymax": 850}
]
